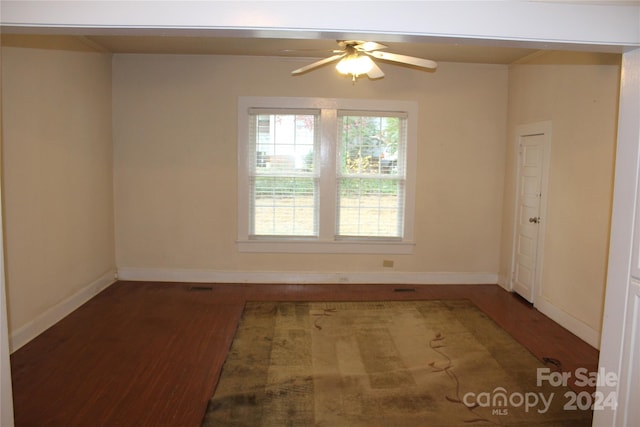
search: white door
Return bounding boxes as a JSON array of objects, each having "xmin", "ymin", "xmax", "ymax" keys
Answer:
[{"xmin": 512, "ymin": 129, "xmax": 549, "ymax": 303}]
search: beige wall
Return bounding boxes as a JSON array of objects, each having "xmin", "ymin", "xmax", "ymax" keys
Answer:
[
  {"xmin": 501, "ymin": 62, "xmax": 619, "ymax": 332},
  {"xmin": 0, "ymin": 46, "xmax": 619, "ymax": 346},
  {"xmin": 113, "ymin": 54, "xmax": 508, "ymax": 274},
  {"xmin": 1, "ymin": 46, "xmax": 115, "ymax": 333}
]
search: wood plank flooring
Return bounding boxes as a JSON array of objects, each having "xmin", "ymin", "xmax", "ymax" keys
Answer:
[{"xmin": 10, "ymin": 281, "xmax": 599, "ymax": 426}]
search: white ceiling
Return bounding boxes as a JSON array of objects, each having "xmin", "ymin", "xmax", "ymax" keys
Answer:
[
  {"xmin": 0, "ymin": 0, "xmax": 635, "ymax": 67},
  {"xmin": 0, "ymin": 32, "xmax": 623, "ymax": 66},
  {"xmin": 81, "ymin": 35, "xmax": 543, "ymax": 65}
]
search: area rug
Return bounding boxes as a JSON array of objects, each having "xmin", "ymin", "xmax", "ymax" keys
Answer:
[{"xmin": 202, "ymin": 300, "xmax": 592, "ymax": 426}]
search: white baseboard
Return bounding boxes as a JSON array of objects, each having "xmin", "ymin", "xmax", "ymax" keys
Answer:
[
  {"xmin": 117, "ymin": 267, "xmax": 498, "ymax": 286},
  {"xmin": 496, "ymin": 274, "xmax": 509, "ymax": 290},
  {"xmin": 535, "ymin": 297, "xmax": 601, "ymax": 349},
  {"xmin": 117, "ymin": 267, "xmax": 601, "ymax": 348},
  {"xmin": 10, "ymin": 269, "xmax": 117, "ymax": 352}
]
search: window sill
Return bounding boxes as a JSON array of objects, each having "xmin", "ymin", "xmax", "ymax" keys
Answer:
[{"xmin": 236, "ymin": 239, "xmax": 415, "ymax": 254}]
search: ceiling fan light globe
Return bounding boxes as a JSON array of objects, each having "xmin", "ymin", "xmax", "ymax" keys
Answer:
[{"xmin": 336, "ymin": 55, "xmax": 374, "ymax": 76}]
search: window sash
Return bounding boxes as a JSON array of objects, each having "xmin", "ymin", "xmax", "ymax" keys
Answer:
[
  {"xmin": 249, "ymin": 176, "xmax": 318, "ymax": 237},
  {"xmin": 247, "ymin": 110, "xmax": 320, "ymax": 238},
  {"xmin": 336, "ymin": 177, "xmax": 405, "ymax": 239},
  {"xmin": 336, "ymin": 113, "xmax": 407, "ymax": 239}
]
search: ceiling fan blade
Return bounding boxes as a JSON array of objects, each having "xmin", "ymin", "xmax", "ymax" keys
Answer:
[
  {"xmin": 356, "ymin": 41, "xmax": 388, "ymax": 52},
  {"xmin": 291, "ymin": 53, "xmax": 346, "ymax": 75},
  {"xmin": 368, "ymin": 51, "xmax": 437, "ymax": 70},
  {"xmin": 366, "ymin": 61, "xmax": 385, "ymax": 79}
]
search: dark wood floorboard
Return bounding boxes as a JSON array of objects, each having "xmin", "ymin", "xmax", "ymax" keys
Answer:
[{"xmin": 10, "ymin": 281, "xmax": 599, "ymax": 426}]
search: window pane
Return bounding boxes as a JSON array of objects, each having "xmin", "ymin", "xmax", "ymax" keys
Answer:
[
  {"xmin": 340, "ymin": 115, "xmax": 402, "ymax": 175},
  {"xmin": 254, "ymin": 114, "xmax": 315, "ymax": 174},
  {"xmin": 337, "ymin": 178, "xmax": 403, "ymax": 238},
  {"xmin": 252, "ymin": 177, "xmax": 317, "ymax": 236}
]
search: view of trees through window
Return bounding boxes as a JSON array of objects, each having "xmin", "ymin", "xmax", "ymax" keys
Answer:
[
  {"xmin": 249, "ymin": 110, "xmax": 406, "ymax": 239},
  {"xmin": 338, "ymin": 115, "xmax": 404, "ymax": 237}
]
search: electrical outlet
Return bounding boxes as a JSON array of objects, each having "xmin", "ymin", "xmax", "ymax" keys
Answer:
[{"xmin": 383, "ymin": 260, "xmax": 394, "ymax": 268}]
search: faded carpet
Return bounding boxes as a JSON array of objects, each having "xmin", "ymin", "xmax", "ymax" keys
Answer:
[{"xmin": 202, "ymin": 300, "xmax": 592, "ymax": 426}]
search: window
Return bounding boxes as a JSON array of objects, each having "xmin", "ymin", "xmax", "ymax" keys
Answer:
[
  {"xmin": 337, "ymin": 112, "xmax": 406, "ymax": 239},
  {"xmin": 249, "ymin": 110, "xmax": 319, "ymax": 237},
  {"xmin": 237, "ymin": 97, "xmax": 417, "ymax": 254}
]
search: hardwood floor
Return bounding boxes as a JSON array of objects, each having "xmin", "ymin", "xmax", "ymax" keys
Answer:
[{"xmin": 10, "ymin": 281, "xmax": 599, "ymax": 426}]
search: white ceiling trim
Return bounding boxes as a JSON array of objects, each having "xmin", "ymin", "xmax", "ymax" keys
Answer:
[{"xmin": 1, "ymin": 1, "xmax": 639, "ymax": 52}]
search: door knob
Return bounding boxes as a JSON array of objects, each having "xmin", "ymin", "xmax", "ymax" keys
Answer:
[{"xmin": 529, "ymin": 217, "xmax": 540, "ymax": 224}]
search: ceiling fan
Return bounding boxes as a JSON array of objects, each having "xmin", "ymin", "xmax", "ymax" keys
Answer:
[{"xmin": 291, "ymin": 40, "xmax": 438, "ymax": 81}]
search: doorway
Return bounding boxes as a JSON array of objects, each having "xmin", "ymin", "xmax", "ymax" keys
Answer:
[{"xmin": 511, "ymin": 121, "xmax": 551, "ymax": 303}]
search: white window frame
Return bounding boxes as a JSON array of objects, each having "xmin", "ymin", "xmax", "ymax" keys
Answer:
[{"xmin": 237, "ymin": 96, "xmax": 417, "ymax": 254}]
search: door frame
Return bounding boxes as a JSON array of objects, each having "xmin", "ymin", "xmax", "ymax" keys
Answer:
[
  {"xmin": 510, "ymin": 121, "xmax": 552, "ymax": 304},
  {"xmin": 594, "ymin": 48, "xmax": 640, "ymax": 427}
]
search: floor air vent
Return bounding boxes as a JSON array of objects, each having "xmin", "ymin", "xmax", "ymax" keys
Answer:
[
  {"xmin": 188, "ymin": 286, "xmax": 213, "ymax": 292},
  {"xmin": 393, "ymin": 288, "xmax": 416, "ymax": 292}
]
